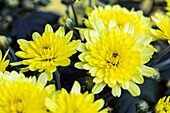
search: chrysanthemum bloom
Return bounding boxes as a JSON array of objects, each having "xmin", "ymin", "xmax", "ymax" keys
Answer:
[
  {"xmin": 46, "ymin": 81, "xmax": 108, "ymax": 113},
  {"xmin": 83, "ymin": 4, "xmax": 152, "ymax": 38},
  {"xmin": 0, "ymin": 49, "xmax": 9, "ymax": 72},
  {"xmin": 11, "ymin": 24, "xmax": 81, "ymax": 80},
  {"xmin": 75, "ymin": 19, "xmax": 156, "ymax": 97},
  {"xmin": 0, "ymin": 71, "xmax": 55, "ymax": 113},
  {"xmin": 155, "ymin": 96, "xmax": 170, "ymax": 113},
  {"xmin": 151, "ymin": 12, "xmax": 170, "ymax": 43}
]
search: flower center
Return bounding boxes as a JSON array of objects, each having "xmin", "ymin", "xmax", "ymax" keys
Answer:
[
  {"xmin": 13, "ymin": 99, "xmax": 24, "ymax": 113},
  {"xmin": 106, "ymin": 51, "xmax": 120, "ymax": 67},
  {"xmin": 43, "ymin": 46, "xmax": 50, "ymax": 49},
  {"xmin": 117, "ymin": 23, "xmax": 124, "ymax": 29}
]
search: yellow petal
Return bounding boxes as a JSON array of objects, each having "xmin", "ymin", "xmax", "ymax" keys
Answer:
[
  {"xmin": 128, "ymin": 81, "xmax": 140, "ymax": 96},
  {"xmin": 58, "ymin": 26, "xmax": 65, "ymax": 36},
  {"xmin": 121, "ymin": 81, "xmax": 129, "ymax": 89},
  {"xmin": 32, "ymin": 32, "xmax": 41, "ymax": 41},
  {"xmin": 10, "ymin": 62, "xmax": 22, "ymax": 66},
  {"xmin": 123, "ymin": 22, "xmax": 134, "ymax": 36},
  {"xmin": 140, "ymin": 65, "xmax": 156, "ymax": 77},
  {"xmin": 93, "ymin": 99, "xmax": 104, "ymax": 111},
  {"xmin": 45, "ymin": 98, "xmax": 58, "ymax": 112},
  {"xmin": 112, "ymin": 84, "xmax": 121, "ymax": 97},
  {"xmin": 132, "ymin": 74, "xmax": 144, "ymax": 84},
  {"xmin": 37, "ymin": 72, "xmax": 47, "ymax": 89},
  {"xmin": 92, "ymin": 18, "xmax": 105, "ymax": 33},
  {"xmin": 109, "ymin": 19, "xmax": 116, "ymax": 30},
  {"xmin": 77, "ymin": 43, "xmax": 88, "ymax": 52},
  {"xmin": 71, "ymin": 81, "xmax": 81, "ymax": 95},
  {"xmin": 65, "ymin": 31, "xmax": 73, "ymax": 43},
  {"xmin": 92, "ymin": 82, "xmax": 106, "ymax": 94},
  {"xmin": 45, "ymin": 24, "xmax": 53, "ymax": 33},
  {"xmin": 44, "ymin": 71, "xmax": 53, "ymax": 81},
  {"xmin": 74, "ymin": 62, "xmax": 85, "ymax": 69}
]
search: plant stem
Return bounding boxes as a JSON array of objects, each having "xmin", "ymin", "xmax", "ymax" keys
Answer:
[
  {"xmin": 89, "ymin": 0, "xmax": 92, "ymax": 7},
  {"xmin": 71, "ymin": 3, "xmax": 78, "ymax": 26},
  {"xmin": 154, "ymin": 58, "xmax": 170, "ymax": 68},
  {"xmin": 150, "ymin": 46, "xmax": 170, "ymax": 66},
  {"xmin": 54, "ymin": 69, "xmax": 61, "ymax": 90},
  {"xmin": 66, "ymin": 5, "xmax": 70, "ymax": 17}
]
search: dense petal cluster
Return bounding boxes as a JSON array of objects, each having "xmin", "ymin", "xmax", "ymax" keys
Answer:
[
  {"xmin": 84, "ymin": 4, "xmax": 152, "ymax": 37},
  {"xmin": 0, "ymin": 50, "xmax": 9, "ymax": 72},
  {"xmin": 11, "ymin": 24, "xmax": 80, "ymax": 80},
  {"xmin": 0, "ymin": 71, "xmax": 55, "ymax": 113},
  {"xmin": 46, "ymin": 81, "xmax": 108, "ymax": 113},
  {"xmin": 155, "ymin": 96, "xmax": 170, "ymax": 113},
  {"xmin": 75, "ymin": 19, "xmax": 156, "ymax": 97},
  {"xmin": 151, "ymin": 13, "xmax": 170, "ymax": 43}
]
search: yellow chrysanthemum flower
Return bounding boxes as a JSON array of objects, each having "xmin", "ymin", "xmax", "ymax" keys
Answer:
[
  {"xmin": 46, "ymin": 81, "xmax": 108, "ymax": 113},
  {"xmin": 0, "ymin": 49, "xmax": 9, "ymax": 72},
  {"xmin": 151, "ymin": 12, "xmax": 170, "ymax": 43},
  {"xmin": 84, "ymin": 4, "xmax": 152, "ymax": 38},
  {"xmin": 11, "ymin": 24, "xmax": 81, "ymax": 81},
  {"xmin": 165, "ymin": 0, "xmax": 170, "ymax": 16},
  {"xmin": 0, "ymin": 71, "xmax": 55, "ymax": 113},
  {"xmin": 75, "ymin": 19, "xmax": 156, "ymax": 97},
  {"xmin": 155, "ymin": 96, "xmax": 170, "ymax": 113}
]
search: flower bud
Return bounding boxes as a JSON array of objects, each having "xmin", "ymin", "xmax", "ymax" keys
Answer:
[
  {"xmin": 5, "ymin": 15, "xmax": 13, "ymax": 23},
  {"xmin": 58, "ymin": 16, "xmax": 75, "ymax": 29},
  {"xmin": 5, "ymin": 0, "xmax": 19, "ymax": 8},
  {"xmin": 149, "ymin": 69, "xmax": 161, "ymax": 82},
  {"xmin": 136, "ymin": 100, "xmax": 149, "ymax": 113},
  {"xmin": 78, "ymin": 76, "xmax": 93, "ymax": 92},
  {"xmin": 0, "ymin": 35, "xmax": 12, "ymax": 49},
  {"xmin": 39, "ymin": 0, "xmax": 50, "ymax": 6},
  {"xmin": 22, "ymin": 0, "xmax": 35, "ymax": 11}
]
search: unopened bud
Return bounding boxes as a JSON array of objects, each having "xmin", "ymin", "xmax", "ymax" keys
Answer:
[
  {"xmin": 149, "ymin": 69, "xmax": 161, "ymax": 82},
  {"xmin": 58, "ymin": 16, "xmax": 75, "ymax": 29},
  {"xmin": 5, "ymin": 0, "xmax": 19, "ymax": 8},
  {"xmin": 5, "ymin": 15, "xmax": 13, "ymax": 23},
  {"xmin": 78, "ymin": 76, "xmax": 93, "ymax": 92},
  {"xmin": 0, "ymin": 35, "xmax": 12, "ymax": 49},
  {"xmin": 136, "ymin": 100, "xmax": 149, "ymax": 113},
  {"xmin": 39, "ymin": 0, "xmax": 50, "ymax": 6},
  {"xmin": 22, "ymin": 0, "xmax": 35, "ymax": 11}
]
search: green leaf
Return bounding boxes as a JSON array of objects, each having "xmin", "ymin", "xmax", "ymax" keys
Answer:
[
  {"xmin": 139, "ymin": 79, "xmax": 166, "ymax": 103},
  {"xmin": 108, "ymin": 91, "xmax": 139, "ymax": 113}
]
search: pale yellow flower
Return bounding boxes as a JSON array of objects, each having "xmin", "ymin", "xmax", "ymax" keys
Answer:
[
  {"xmin": 155, "ymin": 96, "xmax": 170, "ymax": 113},
  {"xmin": 75, "ymin": 19, "xmax": 156, "ymax": 97},
  {"xmin": 46, "ymin": 81, "xmax": 108, "ymax": 113},
  {"xmin": 11, "ymin": 24, "xmax": 80, "ymax": 81},
  {"xmin": 83, "ymin": 4, "xmax": 152, "ymax": 38},
  {"xmin": 151, "ymin": 12, "xmax": 170, "ymax": 43},
  {"xmin": 0, "ymin": 71, "xmax": 55, "ymax": 113}
]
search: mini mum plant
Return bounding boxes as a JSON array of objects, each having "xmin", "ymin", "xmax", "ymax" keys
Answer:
[{"xmin": 0, "ymin": 0, "xmax": 169, "ymax": 113}]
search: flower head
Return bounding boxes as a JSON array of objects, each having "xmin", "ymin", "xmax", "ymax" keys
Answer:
[
  {"xmin": 155, "ymin": 96, "xmax": 170, "ymax": 113},
  {"xmin": 151, "ymin": 13, "xmax": 170, "ymax": 43},
  {"xmin": 46, "ymin": 81, "xmax": 108, "ymax": 113},
  {"xmin": 11, "ymin": 24, "xmax": 80, "ymax": 81},
  {"xmin": 75, "ymin": 19, "xmax": 156, "ymax": 97},
  {"xmin": 0, "ymin": 71, "xmax": 55, "ymax": 113},
  {"xmin": 0, "ymin": 49, "xmax": 9, "ymax": 72},
  {"xmin": 84, "ymin": 5, "xmax": 152, "ymax": 38},
  {"xmin": 58, "ymin": 16, "xmax": 75, "ymax": 29}
]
